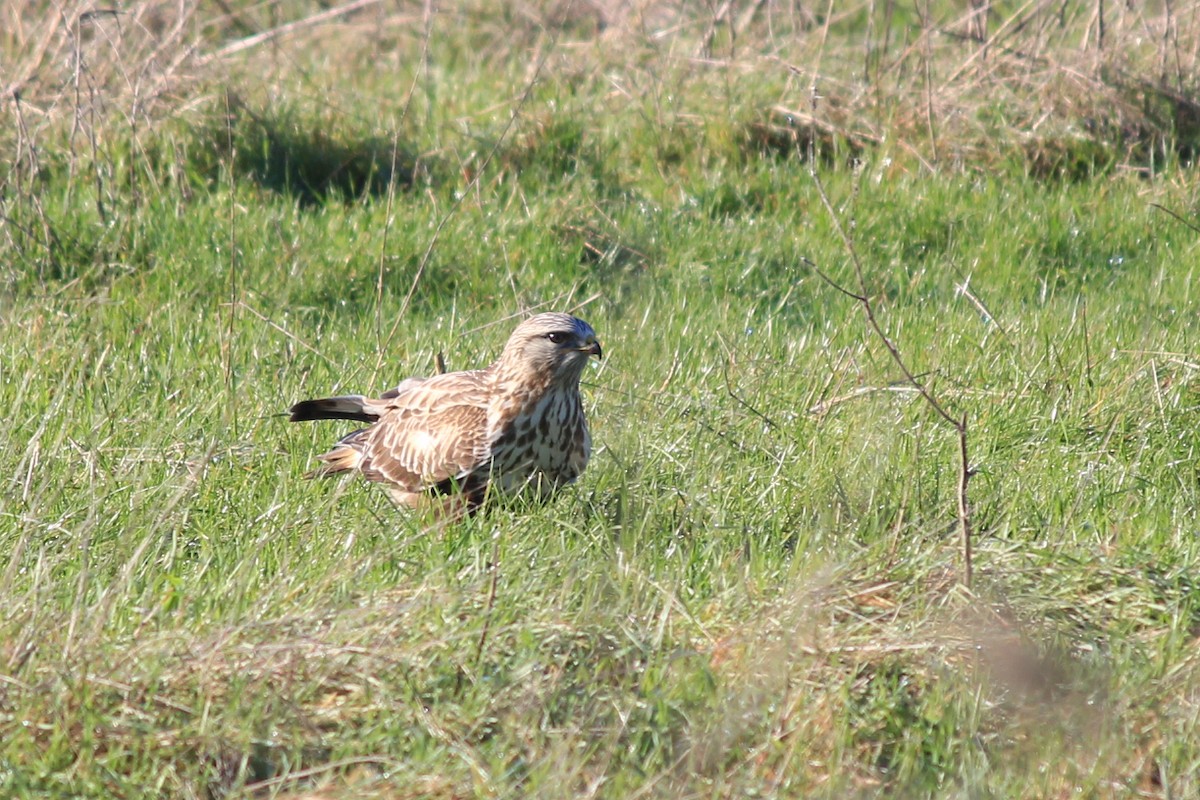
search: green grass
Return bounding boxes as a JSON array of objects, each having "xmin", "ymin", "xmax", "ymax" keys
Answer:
[{"xmin": 4, "ymin": 2, "xmax": 1200, "ymax": 798}]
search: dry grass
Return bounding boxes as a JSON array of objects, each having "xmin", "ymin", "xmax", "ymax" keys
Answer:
[
  {"xmin": 11, "ymin": 554, "xmax": 1190, "ymax": 796},
  {"xmin": 4, "ymin": 1, "xmax": 1199, "ymax": 181}
]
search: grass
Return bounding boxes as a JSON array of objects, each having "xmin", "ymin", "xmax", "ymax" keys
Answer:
[{"xmin": 4, "ymin": 1, "xmax": 1200, "ymax": 797}]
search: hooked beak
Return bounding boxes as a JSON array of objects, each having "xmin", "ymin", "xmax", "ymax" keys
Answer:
[{"xmin": 579, "ymin": 337, "xmax": 602, "ymax": 359}]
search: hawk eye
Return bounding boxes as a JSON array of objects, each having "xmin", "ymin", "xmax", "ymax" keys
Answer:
[{"xmin": 546, "ymin": 331, "xmax": 570, "ymax": 344}]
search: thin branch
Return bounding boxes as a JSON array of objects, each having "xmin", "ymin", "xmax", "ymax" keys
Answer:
[
  {"xmin": 809, "ymin": 175, "xmax": 959, "ymax": 429},
  {"xmin": 957, "ymin": 412, "xmax": 972, "ymax": 585},
  {"xmin": 805, "ymin": 165, "xmax": 974, "ymax": 587},
  {"xmin": 800, "ymin": 255, "xmax": 866, "ymax": 302},
  {"xmin": 1149, "ymin": 202, "xmax": 1200, "ymax": 235}
]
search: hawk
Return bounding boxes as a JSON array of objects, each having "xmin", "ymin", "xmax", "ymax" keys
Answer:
[{"xmin": 288, "ymin": 312, "xmax": 602, "ymax": 515}]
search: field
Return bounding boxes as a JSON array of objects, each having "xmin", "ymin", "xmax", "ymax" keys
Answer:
[{"xmin": 4, "ymin": 1, "xmax": 1200, "ymax": 797}]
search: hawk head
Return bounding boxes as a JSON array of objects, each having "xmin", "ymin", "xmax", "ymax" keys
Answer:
[{"xmin": 498, "ymin": 312, "xmax": 602, "ymax": 388}]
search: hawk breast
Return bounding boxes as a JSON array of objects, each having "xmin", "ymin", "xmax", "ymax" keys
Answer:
[{"xmin": 490, "ymin": 389, "xmax": 589, "ymax": 495}]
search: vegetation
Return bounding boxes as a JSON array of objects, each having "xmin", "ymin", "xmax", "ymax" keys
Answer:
[{"xmin": 3, "ymin": 1, "xmax": 1200, "ymax": 797}]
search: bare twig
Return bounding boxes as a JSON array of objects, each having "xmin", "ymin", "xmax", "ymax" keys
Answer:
[
  {"xmin": 801, "ymin": 35, "xmax": 971, "ymax": 583},
  {"xmin": 956, "ymin": 412, "xmax": 972, "ymax": 583},
  {"xmin": 1149, "ymin": 203, "xmax": 1200, "ymax": 235},
  {"xmin": 808, "ymin": 186, "xmax": 958, "ymax": 429},
  {"xmin": 805, "ymin": 168, "xmax": 974, "ymax": 587}
]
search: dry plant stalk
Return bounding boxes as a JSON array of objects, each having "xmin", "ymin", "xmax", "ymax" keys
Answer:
[{"xmin": 804, "ymin": 170, "xmax": 975, "ymax": 587}]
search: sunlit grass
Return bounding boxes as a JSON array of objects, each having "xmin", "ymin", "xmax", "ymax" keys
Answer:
[{"xmin": 4, "ymin": 2, "xmax": 1200, "ymax": 798}]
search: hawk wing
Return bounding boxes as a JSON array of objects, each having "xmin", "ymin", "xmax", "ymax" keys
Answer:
[{"xmin": 330, "ymin": 370, "xmax": 496, "ymax": 495}]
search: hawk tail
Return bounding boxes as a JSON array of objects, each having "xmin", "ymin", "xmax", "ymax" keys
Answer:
[
  {"xmin": 305, "ymin": 430, "xmax": 369, "ymax": 479},
  {"xmin": 289, "ymin": 395, "xmax": 379, "ymax": 423}
]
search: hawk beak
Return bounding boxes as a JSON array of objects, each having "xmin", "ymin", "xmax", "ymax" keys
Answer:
[{"xmin": 580, "ymin": 338, "xmax": 602, "ymax": 359}]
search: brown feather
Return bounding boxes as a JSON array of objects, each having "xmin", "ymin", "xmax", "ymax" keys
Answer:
[{"xmin": 288, "ymin": 312, "xmax": 601, "ymax": 517}]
